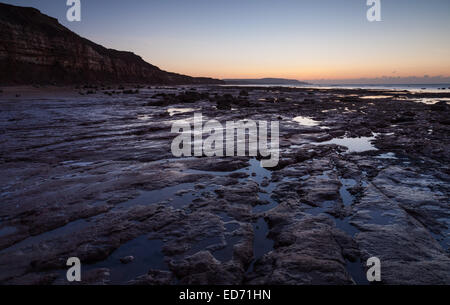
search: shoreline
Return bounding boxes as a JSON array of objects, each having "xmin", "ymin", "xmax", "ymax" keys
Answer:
[{"xmin": 1, "ymin": 84, "xmax": 450, "ymax": 102}]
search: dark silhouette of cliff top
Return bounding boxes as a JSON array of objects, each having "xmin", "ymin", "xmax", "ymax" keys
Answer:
[{"xmin": 0, "ymin": 3, "xmax": 223, "ymax": 85}]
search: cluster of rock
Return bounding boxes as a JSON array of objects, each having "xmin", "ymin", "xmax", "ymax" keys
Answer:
[{"xmin": 0, "ymin": 85, "xmax": 448, "ymax": 285}]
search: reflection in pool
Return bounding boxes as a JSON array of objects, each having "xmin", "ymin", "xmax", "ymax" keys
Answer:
[
  {"xmin": 317, "ymin": 134, "xmax": 378, "ymax": 153},
  {"xmin": 293, "ymin": 116, "xmax": 320, "ymax": 127},
  {"xmin": 167, "ymin": 108, "xmax": 197, "ymax": 116},
  {"xmin": 85, "ymin": 235, "xmax": 167, "ymax": 284}
]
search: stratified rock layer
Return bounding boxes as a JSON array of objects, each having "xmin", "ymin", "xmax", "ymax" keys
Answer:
[{"xmin": 0, "ymin": 3, "xmax": 222, "ymax": 85}]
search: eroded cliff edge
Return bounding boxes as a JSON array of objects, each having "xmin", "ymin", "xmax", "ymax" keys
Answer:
[{"xmin": 0, "ymin": 3, "xmax": 223, "ymax": 85}]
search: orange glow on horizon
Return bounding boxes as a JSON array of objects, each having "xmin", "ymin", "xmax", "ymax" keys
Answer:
[{"xmin": 144, "ymin": 50, "xmax": 450, "ymax": 81}]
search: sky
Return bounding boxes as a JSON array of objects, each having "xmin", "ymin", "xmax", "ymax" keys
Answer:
[{"xmin": 3, "ymin": 0, "xmax": 450, "ymax": 83}]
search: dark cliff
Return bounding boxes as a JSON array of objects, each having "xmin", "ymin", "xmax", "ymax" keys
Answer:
[{"xmin": 0, "ymin": 3, "xmax": 223, "ymax": 85}]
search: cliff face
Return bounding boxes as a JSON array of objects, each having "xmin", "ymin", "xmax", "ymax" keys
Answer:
[{"xmin": 0, "ymin": 3, "xmax": 222, "ymax": 85}]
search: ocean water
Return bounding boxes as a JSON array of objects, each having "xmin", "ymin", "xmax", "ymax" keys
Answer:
[
  {"xmin": 222, "ymin": 83, "xmax": 450, "ymax": 93},
  {"xmin": 314, "ymin": 83, "xmax": 450, "ymax": 93}
]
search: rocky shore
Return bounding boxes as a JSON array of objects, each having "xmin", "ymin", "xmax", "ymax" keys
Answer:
[{"xmin": 0, "ymin": 85, "xmax": 449, "ymax": 285}]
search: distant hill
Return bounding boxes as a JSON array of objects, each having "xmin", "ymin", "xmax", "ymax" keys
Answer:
[
  {"xmin": 0, "ymin": 3, "xmax": 223, "ymax": 85},
  {"xmin": 223, "ymin": 78, "xmax": 309, "ymax": 85}
]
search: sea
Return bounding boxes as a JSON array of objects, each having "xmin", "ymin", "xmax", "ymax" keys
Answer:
[{"xmin": 222, "ymin": 83, "xmax": 450, "ymax": 93}]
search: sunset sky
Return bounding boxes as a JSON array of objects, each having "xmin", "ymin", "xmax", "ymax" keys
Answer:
[{"xmin": 4, "ymin": 0, "xmax": 450, "ymax": 83}]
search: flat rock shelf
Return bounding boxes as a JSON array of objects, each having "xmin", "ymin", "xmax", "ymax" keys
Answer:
[{"xmin": 0, "ymin": 85, "xmax": 449, "ymax": 285}]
